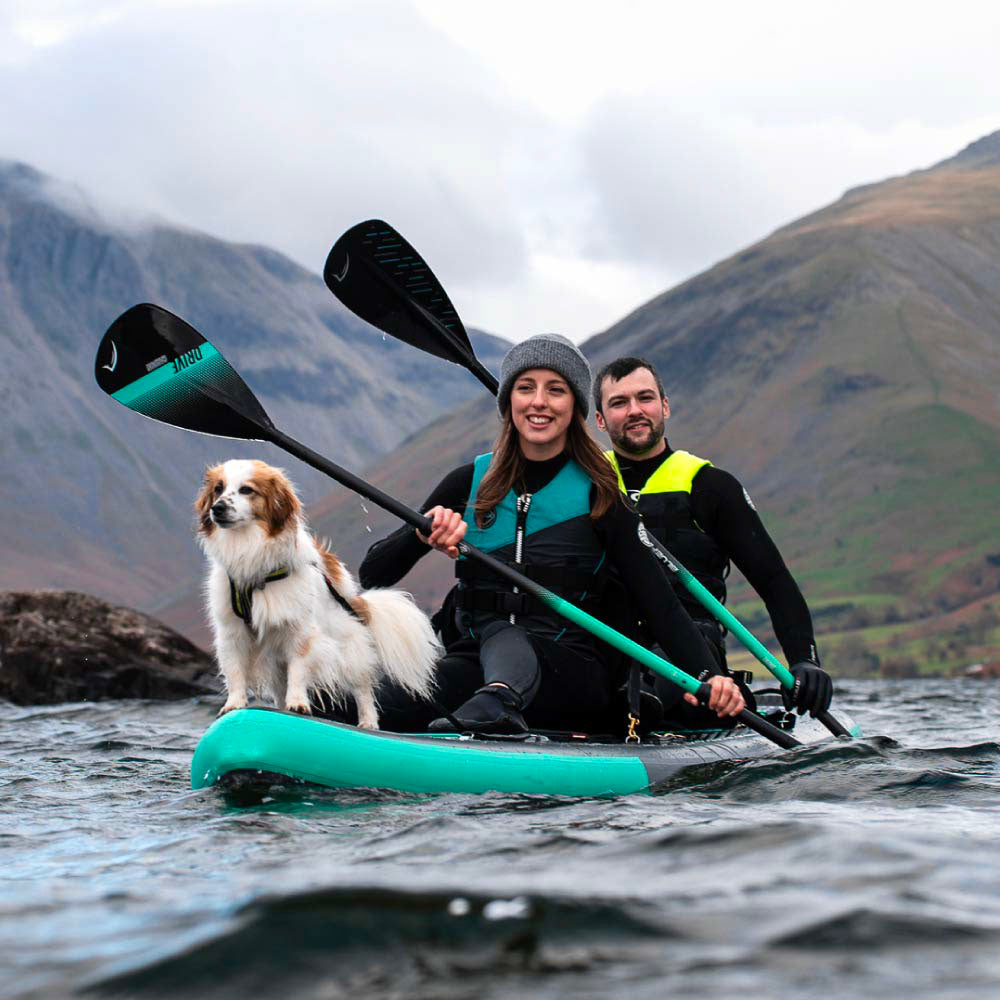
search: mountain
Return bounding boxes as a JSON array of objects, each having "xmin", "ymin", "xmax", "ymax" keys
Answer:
[
  {"xmin": 290, "ymin": 131, "xmax": 1000, "ymax": 675},
  {"xmin": 0, "ymin": 161, "xmax": 509, "ymax": 611}
]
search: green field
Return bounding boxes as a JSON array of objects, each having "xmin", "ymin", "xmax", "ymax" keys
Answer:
[{"xmin": 722, "ymin": 407, "xmax": 1000, "ymax": 676}]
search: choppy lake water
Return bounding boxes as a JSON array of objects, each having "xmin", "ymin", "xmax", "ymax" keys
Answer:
[{"xmin": 2, "ymin": 679, "xmax": 999, "ymax": 999}]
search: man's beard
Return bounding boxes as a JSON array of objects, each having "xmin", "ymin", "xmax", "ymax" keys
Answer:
[{"xmin": 609, "ymin": 416, "xmax": 664, "ymax": 456}]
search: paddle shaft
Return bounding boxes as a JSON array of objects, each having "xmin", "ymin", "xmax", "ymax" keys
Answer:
[{"xmin": 267, "ymin": 427, "xmax": 799, "ymax": 750}]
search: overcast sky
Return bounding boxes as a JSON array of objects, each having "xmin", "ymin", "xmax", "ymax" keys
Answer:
[{"xmin": 1, "ymin": 0, "xmax": 998, "ymax": 342}]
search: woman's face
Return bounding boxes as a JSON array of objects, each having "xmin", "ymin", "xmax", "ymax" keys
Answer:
[{"xmin": 510, "ymin": 368, "xmax": 575, "ymax": 460}]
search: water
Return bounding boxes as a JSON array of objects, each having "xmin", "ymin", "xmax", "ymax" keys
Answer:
[{"xmin": 3, "ymin": 680, "xmax": 1000, "ymax": 999}]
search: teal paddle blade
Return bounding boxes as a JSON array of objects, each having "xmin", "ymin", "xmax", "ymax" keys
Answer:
[{"xmin": 95, "ymin": 304, "xmax": 274, "ymax": 441}]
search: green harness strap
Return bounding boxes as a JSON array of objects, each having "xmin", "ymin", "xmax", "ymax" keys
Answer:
[{"xmin": 228, "ymin": 568, "xmax": 290, "ymax": 629}]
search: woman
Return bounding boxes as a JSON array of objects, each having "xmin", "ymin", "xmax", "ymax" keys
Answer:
[{"xmin": 360, "ymin": 334, "xmax": 744, "ymax": 734}]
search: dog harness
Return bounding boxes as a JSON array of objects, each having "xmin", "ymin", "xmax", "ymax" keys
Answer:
[
  {"xmin": 228, "ymin": 568, "xmax": 291, "ymax": 628},
  {"xmin": 229, "ymin": 568, "xmax": 361, "ymax": 631}
]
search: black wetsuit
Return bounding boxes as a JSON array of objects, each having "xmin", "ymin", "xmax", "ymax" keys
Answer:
[
  {"xmin": 613, "ymin": 443, "xmax": 818, "ymax": 724},
  {"xmin": 360, "ymin": 452, "xmax": 719, "ymax": 733}
]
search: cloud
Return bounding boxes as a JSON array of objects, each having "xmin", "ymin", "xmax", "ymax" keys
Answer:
[
  {"xmin": 578, "ymin": 99, "xmax": 999, "ymax": 280},
  {"xmin": 0, "ymin": 0, "xmax": 998, "ymax": 344},
  {"xmin": 0, "ymin": 0, "xmax": 531, "ymax": 289}
]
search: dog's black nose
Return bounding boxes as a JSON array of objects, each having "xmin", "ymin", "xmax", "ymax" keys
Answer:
[{"xmin": 211, "ymin": 501, "xmax": 228, "ymax": 518}]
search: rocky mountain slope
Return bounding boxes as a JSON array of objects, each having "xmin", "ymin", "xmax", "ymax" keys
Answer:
[{"xmin": 0, "ymin": 161, "xmax": 508, "ymax": 611}]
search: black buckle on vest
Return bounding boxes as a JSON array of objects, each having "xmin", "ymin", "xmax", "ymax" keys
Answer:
[
  {"xmin": 495, "ymin": 592, "xmax": 532, "ymax": 615},
  {"xmin": 455, "ymin": 588, "xmax": 534, "ymax": 616},
  {"xmin": 455, "ymin": 587, "xmax": 535, "ymax": 615}
]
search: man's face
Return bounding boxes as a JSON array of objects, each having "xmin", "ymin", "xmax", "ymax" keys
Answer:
[{"xmin": 595, "ymin": 367, "xmax": 670, "ymax": 458}]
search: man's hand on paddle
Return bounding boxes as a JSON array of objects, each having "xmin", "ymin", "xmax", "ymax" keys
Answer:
[
  {"xmin": 418, "ymin": 505, "xmax": 467, "ymax": 559},
  {"xmin": 684, "ymin": 675, "xmax": 745, "ymax": 718},
  {"xmin": 782, "ymin": 661, "xmax": 833, "ymax": 717}
]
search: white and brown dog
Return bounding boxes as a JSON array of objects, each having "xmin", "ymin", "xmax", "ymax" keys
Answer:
[{"xmin": 195, "ymin": 459, "xmax": 439, "ymax": 728}]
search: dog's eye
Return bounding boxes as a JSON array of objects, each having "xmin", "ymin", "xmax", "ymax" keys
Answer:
[
  {"xmin": 213, "ymin": 483, "xmax": 223, "ymax": 495},
  {"xmin": 238, "ymin": 486, "xmax": 255, "ymax": 495}
]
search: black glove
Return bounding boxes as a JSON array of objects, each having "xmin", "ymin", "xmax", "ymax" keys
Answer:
[{"xmin": 782, "ymin": 661, "xmax": 833, "ymax": 716}]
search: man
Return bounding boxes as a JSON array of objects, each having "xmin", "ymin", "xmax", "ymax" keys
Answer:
[{"xmin": 593, "ymin": 356, "xmax": 833, "ymax": 721}]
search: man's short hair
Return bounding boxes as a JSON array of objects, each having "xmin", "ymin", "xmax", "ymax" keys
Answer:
[{"xmin": 593, "ymin": 357, "xmax": 665, "ymax": 414}]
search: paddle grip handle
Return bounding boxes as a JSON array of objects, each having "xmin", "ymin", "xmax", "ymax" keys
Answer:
[
  {"xmin": 816, "ymin": 709, "xmax": 852, "ymax": 738},
  {"xmin": 736, "ymin": 709, "xmax": 799, "ymax": 750}
]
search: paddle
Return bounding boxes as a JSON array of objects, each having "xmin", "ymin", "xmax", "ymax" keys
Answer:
[
  {"xmin": 323, "ymin": 220, "xmax": 850, "ymax": 739},
  {"xmin": 95, "ymin": 303, "xmax": 798, "ymax": 750},
  {"xmin": 323, "ymin": 220, "xmax": 499, "ymax": 393}
]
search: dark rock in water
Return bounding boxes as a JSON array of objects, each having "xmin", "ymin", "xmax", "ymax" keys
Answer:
[{"xmin": 0, "ymin": 590, "xmax": 220, "ymax": 704}]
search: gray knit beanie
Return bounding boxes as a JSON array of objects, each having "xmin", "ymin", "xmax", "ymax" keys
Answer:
[{"xmin": 497, "ymin": 334, "xmax": 592, "ymax": 418}]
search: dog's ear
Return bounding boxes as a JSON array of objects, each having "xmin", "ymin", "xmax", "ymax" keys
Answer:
[
  {"xmin": 195, "ymin": 465, "xmax": 224, "ymax": 534},
  {"xmin": 257, "ymin": 467, "xmax": 301, "ymax": 537}
]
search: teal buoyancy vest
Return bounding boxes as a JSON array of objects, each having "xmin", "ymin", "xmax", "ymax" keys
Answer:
[{"xmin": 456, "ymin": 453, "xmax": 606, "ymax": 643}]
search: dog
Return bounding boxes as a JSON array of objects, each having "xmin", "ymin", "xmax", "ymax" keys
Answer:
[{"xmin": 195, "ymin": 459, "xmax": 439, "ymax": 728}]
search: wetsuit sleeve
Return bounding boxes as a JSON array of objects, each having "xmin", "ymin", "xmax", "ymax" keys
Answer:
[
  {"xmin": 596, "ymin": 499, "xmax": 721, "ymax": 680},
  {"xmin": 691, "ymin": 466, "xmax": 819, "ymax": 665},
  {"xmin": 358, "ymin": 464, "xmax": 474, "ymax": 588}
]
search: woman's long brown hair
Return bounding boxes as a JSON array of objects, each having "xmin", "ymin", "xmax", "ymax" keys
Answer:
[{"xmin": 473, "ymin": 409, "xmax": 621, "ymax": 527}]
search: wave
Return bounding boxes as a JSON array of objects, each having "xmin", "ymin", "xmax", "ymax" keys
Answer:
[
  {"xmin": 655, "ymin": 737, "xmax": 1000, "ymax": 804},
  {"xmin": 771, "ymin": 906, "xmax": 999, "ymax": 949},
  {"xmin": 84, "ymin": 886, "xmax": 664, "ymax": 998}
]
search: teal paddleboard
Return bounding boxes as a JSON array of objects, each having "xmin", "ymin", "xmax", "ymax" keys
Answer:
[{"xmin": 191, "ymin": 703, "xmax": 859, "ymax": 798}]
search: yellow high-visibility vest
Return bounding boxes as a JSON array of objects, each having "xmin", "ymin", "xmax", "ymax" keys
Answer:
[{"xmin": 604, "ymin": 449, "xmax": 711, "ymax": 498}]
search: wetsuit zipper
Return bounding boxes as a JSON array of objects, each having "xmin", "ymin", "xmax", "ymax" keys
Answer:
[{"xmin": 511, "ymin": 493, "xmax": 533, "ymax": 624}]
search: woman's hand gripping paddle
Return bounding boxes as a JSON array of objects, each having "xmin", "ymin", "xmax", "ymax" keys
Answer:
[
  {"xmin": 95, "ymin": 303, "xmax": 799, "ymax": 750},
  {"xmin": 323, "ymin": 220, "xmax": 852, "ymax": 739}
]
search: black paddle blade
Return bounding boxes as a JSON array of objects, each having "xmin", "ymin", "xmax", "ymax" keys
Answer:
[
  {"xmin": 95, "ymin": 304, "xmax": 275, "ymax": 441},
  {"xmin": 324, "ymin": 220, "xmax": 474, "ymax": 365}
]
